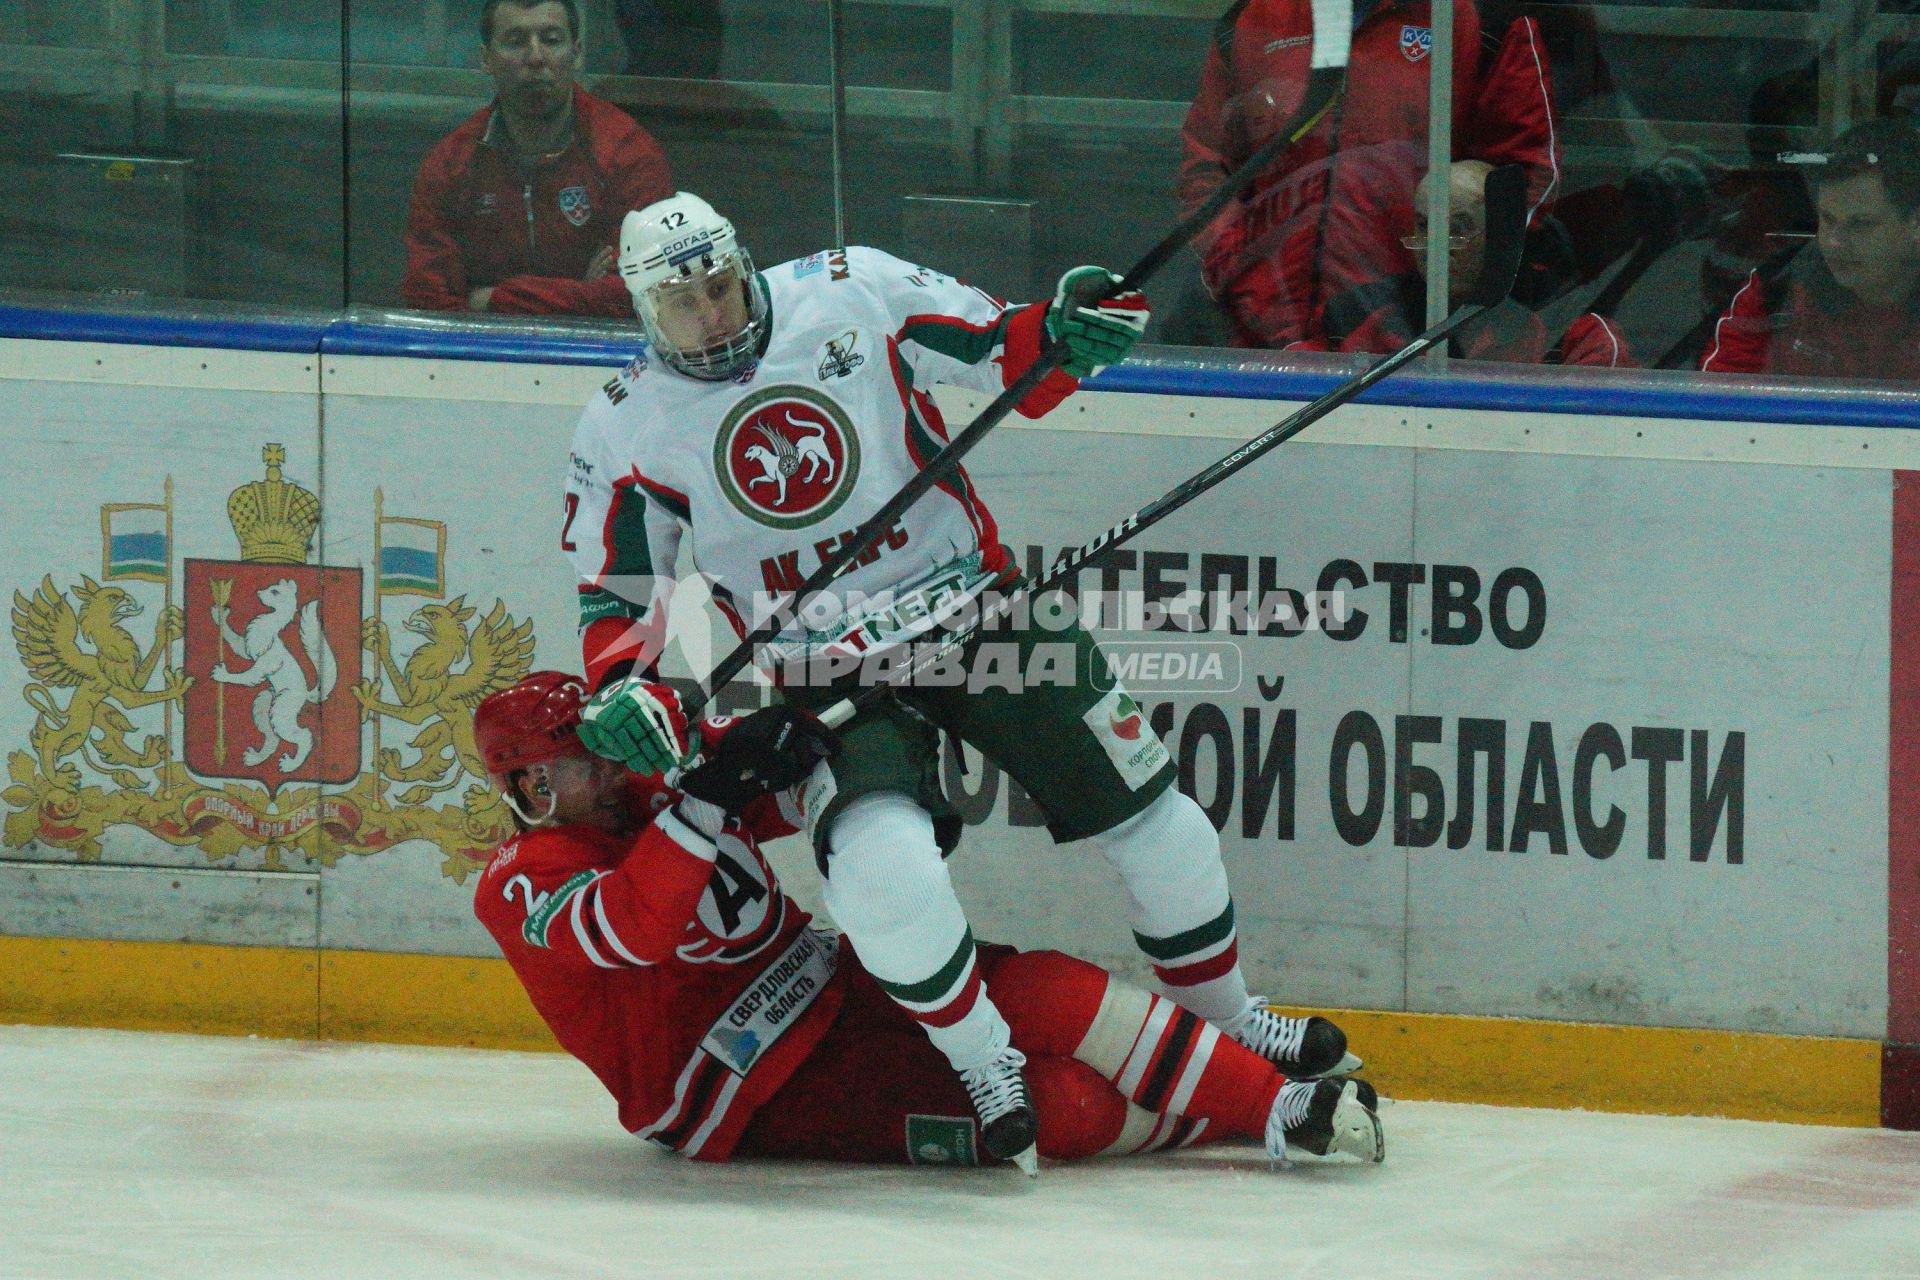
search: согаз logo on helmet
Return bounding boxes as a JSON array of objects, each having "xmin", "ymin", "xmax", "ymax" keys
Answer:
[{"xmin": 714, "ymin": 386, "xmax": 861, "ymax": 530}]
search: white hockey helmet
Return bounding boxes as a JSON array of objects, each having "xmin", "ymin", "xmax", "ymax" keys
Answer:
[{"xmin": 618, "ymin": 192, "xmax": 769, "ymax": 380}]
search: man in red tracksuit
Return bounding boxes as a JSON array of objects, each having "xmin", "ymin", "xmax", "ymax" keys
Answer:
[
  {"xmin": 469, "ymin": 671, "xmax": 1385, "ymax": 1170},
  {"xmin": 401, "ymin": 0, "xmax": 673, "ymax": 316},
  {"xmin": 1180, "ymin": 0, "xmax": 1558, "ymax": 349},
  {"xmin": 1701, "ymin": 118, "xmax": 1920, "ymax": 381}
]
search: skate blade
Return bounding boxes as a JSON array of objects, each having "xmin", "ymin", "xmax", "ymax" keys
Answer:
[
  {"xmin": 1009, "ymin": 1144, "xmax": 1039, "ymax": 1178},
  {"xmin": 1327, "ymin": 1085, "xmax": 1385, "ymax": 1164},
  {"xmin": 1305, "ymin": 1050, "xmax": 1363, "ymax": 1080}
]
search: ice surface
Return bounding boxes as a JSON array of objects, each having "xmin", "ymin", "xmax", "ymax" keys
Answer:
[{"xmin": 4, "ymin": 1024, "xmax": 1917, "ymax": 1279}]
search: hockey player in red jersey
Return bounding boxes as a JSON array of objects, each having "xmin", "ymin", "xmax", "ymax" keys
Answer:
[{"xmin": 471, "ymin": 671, "xmax": 1385, "ymax": 1170}]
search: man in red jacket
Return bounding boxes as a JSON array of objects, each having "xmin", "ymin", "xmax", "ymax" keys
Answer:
[
  {"xmin": 470, "ymin": 671, "xmax": 1385, "ymax": 1172},
  {"xmin": 401, "ymin": 0, "xmax": 674, "ymax": 316},
  {"xmin": 1301, "ymin": 159, "xmax": 1632, "ymax": 365},
  {"xmin": 1701, "ymin": 119, "xmax": 1920, "ymax": 380},
  {"xmin": 1180, "ymin": 0, "xmax": 1558, "ymax": 350}
]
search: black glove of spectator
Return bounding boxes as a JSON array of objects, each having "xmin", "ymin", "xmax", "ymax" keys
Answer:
[
  {"xmin": 1624, "ymin": 150, "xmax": 1716, "ymax": 245},
  {"xmin": 679, "ymin": 705, "xmax": 840, "ymax": 813}
]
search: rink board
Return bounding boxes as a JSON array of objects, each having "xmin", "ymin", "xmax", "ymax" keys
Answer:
[
  {"xmin": 0, "ymin": 338, "xmax": 1914, "ymax": 1127},
  {"xmin": 0, "ymin": 932, "xmax": 1883, "ymax": 1127}
]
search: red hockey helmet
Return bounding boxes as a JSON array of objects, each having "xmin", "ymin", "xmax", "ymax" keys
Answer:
[{"xmin": 473, "ymin": 671, "xmax": 592, "ymax": 777}]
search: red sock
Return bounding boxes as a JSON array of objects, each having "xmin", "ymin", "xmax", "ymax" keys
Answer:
[{"xmin": 984, "ymin": 948, "xmax": 1281, "ymax": 1138}]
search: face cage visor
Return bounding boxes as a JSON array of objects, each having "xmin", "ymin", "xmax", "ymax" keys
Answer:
[{"xmin": 635, "ymin": 249, "xmax": 767, "ymax": 381}]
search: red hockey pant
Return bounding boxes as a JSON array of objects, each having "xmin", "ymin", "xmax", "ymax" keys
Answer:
[{"xmin": 735, "ymin": 944, "xmax": 1281, "ymax": 1164}]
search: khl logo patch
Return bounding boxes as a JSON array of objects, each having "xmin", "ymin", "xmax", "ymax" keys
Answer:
[
  {"xmin": 558, "ymin": 185, "xmax": 592, "ymax": 226},
  {"xmin": 1400, "ymin": 24, "xmax": 1432, "ymax": 62}
]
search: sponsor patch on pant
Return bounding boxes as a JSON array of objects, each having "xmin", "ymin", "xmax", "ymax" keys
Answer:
[
  {"xmin": 1082, "ymin": 687, "xmax": 1169, "ymax": 790},
  {"xmin": 906, "ymin": 1114, "xmax": 979, "ymax": 1166}
]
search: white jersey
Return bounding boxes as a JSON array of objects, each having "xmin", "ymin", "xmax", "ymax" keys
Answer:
[{"xmin": 565, "ymin": 245, "xmax": 1077, "ymax": 676}]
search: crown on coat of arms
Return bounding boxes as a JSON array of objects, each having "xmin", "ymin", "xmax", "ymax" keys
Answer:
[{"xmin": 226, "ymin": 443, "xmax": 320, "ymax": 564}]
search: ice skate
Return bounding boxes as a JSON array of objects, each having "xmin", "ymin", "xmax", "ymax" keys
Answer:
[
  {"xmin": 1223, "ymin": 998, "xmax": 1361, "ymax": 1079},
  {"xmin": 1268, "ymin": 1077, "xmax": 1384, "ymax": 1164},
  {"xmin": 960, "ymin": 1047, "xmax": 1039, "ymax": 1175}
]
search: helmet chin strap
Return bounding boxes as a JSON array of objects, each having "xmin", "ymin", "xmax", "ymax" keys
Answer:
[{"xmin": 503, "ymin": 771, "xmax": 561, "ymax": 826}]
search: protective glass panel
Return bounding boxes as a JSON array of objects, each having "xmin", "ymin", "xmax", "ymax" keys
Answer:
[
  {"xmin": 0, "ymin": 1, "xmax": 345, "ymax": 307},
  {"xmin": 1529, "ymin": 3, "xmax": 1824, "ymax": 374},
  {"xmin": 347, "ymin": 0, "xmax": 839, "ymax": 319},
  {"xmin": 856, "ymin": 0, "xmax": 1920, "ymax": 388},
  {"xmin": 1450, "ymin": 0, "xmax": 1920, "ymax": 383},
  {"xmin": 830, "ymin": 3, "xmax": 1248, "ymax": 325},
  {"xmin": 837, "ymin": 1, "xmax": 1450, "ymax": 355}
]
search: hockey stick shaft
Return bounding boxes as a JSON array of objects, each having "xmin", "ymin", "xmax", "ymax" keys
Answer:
[
  {"xmin": 684, "ymin": 60, "xmax": 1350, "ymax": 715},
  {"xmin": 1584, "ymin": 236, "xmax": 1662, "ymax": 319},
  {"xmin": 812, "ymin": 164, "xmax": 1532, "ymax": 728},
  {"xmin": 814, "ymin": 301, "xmax": 1486, "ymax": 728}
]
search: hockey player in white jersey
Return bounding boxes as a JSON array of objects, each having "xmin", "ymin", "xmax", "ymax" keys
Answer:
[{"xmin": 561, "ymin": 192, "xmax": 1372, "ymax": 1170}]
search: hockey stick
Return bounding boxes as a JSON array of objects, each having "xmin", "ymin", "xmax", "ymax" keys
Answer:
[
  {"xmin": 681, "ymin": 1, "xmax": 1355, "ymax": 715},
  {"xmin": 810, "ymin": 164, "xmax": 1530, "ymax": 729}
]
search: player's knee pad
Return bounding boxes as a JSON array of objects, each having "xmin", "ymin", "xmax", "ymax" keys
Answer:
[
  {"xmin": 820, "ymin": 792, "xmax": 957, "ymax": 938},
  {"xmin": 1090, "ymin": 786, "xmax": 1218, "ymax": 864},
  {"xmin": 1087, "ymin": 787, "xmax": 1228, "ymax": 913},
  {"xmin": 1027, "ymin": 1055, "xmax": 1128, "ymax": 1161}
]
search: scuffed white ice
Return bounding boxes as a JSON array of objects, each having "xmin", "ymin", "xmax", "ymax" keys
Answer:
[{"xmin": 3, "ymin": 1024, "xmax": 1917, "ymax": 1279}]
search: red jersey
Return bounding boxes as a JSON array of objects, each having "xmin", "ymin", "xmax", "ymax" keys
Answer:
[
  {"xmin": 401, "ymin": 86, "xmax": 673, "ymax": 317},
  {"xmin": 474, "ymin": 781, "xmax": 847, "ymax": 1161},
  {"xmin": 1701, "ymin": 254, "xmax": 1920, "ymax": 381},
  {"xmin": 1180, "ymin": 0, "xmax": 1558, "ymax": 348}
]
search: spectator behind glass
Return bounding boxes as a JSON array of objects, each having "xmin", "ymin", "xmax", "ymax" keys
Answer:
[
  {"xmin": 1179, "ymin": 0, "xmax": 1559, "ymax": 351},
  {"xmin": 1702, "ymin": 119, "xmax": 1920, "ymax": 380},
  {"xmin": 401, "ymin": 0, "xmax": 674, "ymax": 316},
  {"xmin": 1295, "ymin": 159, "xmax": 1631, "ymax": 366}
]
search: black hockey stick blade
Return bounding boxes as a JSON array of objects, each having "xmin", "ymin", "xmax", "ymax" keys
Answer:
[
  {"xmin": 1462, "ymin": 163, "xmax": 1528, "ymax": 308},
  {"xmin": 681, "ymin": 19, "xmax": 1353, "ymax": 715}
]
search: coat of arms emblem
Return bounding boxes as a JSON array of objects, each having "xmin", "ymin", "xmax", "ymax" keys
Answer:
[
  {"xmin": 4, "ymin": 444, "xmax": 537, "ymax": 877},
  {"xmin": 180, "ymin": 448, "xmax": 359, "ymax": 784},
  {"xmin": 714, "ymin": 386, "xmax": 862, "ymax": 530}
]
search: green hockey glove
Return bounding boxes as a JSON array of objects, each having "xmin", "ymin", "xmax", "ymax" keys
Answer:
[
  {"xmin": 577, "ymin": 677, "xmax": 690, "ymax": 776},
  {"xmin": 1046, "ymin": 265, "xmax": 1150, "ymax": 377}
]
